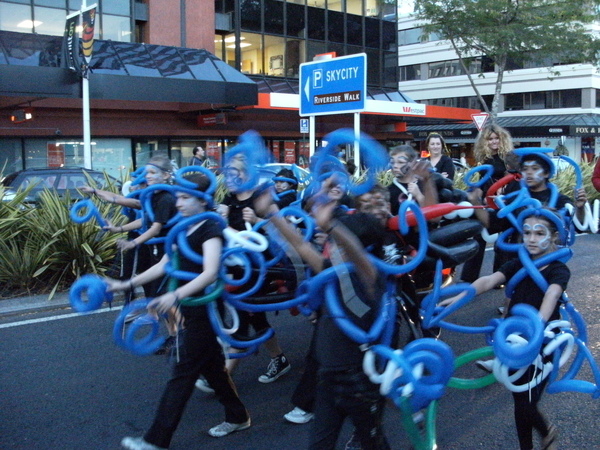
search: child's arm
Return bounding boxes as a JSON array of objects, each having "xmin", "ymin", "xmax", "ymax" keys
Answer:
[
  {"xmin": 538, "ymin": 283, "xmax": 564, "ymax": 322},
  {"xmin": 148, "ymin": 237, "xmax": 222, "ymax": 314},
  {"xmin": 438, "ymin": 271, "xmax": 506, "ymax": 306}
]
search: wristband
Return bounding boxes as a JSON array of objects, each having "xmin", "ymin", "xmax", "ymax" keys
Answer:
[
  {"xmin": 119, "ymin": 226, "xmax": 124, "ymax": 232},
  {"xmin": 129, "ymin": 280, "xmax": 135, "ymax": 291}
]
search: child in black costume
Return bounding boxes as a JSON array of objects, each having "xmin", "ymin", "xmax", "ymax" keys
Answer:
[
  {"xmin": 442, "ymin": 209, "xmax": 568, "ymax": 450},
  {"xmin": 108, "ymin": 171, "xmax": 250, "ymax": 450}
]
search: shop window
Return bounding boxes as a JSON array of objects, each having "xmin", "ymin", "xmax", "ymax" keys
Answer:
[
  {"xmin": 33, "ymin": 6, "xmax": 66, "ymax": 35},
  {"xmin": 0, "ymin": 139, "xmax": 23, "ymax": 174}
]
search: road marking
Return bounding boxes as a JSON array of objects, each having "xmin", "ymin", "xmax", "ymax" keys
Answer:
[{"xmin": 0, "ymin": 305, "xmax": 123, "ymax": 329}]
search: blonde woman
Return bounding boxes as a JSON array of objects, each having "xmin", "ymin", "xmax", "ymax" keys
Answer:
[{"xmin": 473, "ymin": 123, "xmax": 514, "ymax": 182}]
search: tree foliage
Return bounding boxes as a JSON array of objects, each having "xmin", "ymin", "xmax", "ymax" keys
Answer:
[{"xmin": 413, "ymin": 0, "xmax": 600, "ymax": 118}]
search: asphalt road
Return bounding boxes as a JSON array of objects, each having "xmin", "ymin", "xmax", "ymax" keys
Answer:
[{"xmin": 1, "ymin": 234, "xmax": 599, "ymax": 450}]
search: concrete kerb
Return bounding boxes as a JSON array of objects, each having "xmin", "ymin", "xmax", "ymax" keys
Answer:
[{"xmin": 0, "ymin": 290, "xmax": 129, "ymax": 318}]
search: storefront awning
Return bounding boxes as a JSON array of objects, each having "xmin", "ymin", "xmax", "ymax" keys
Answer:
[
  {"xmin": 408, "ymin": 113, "xmax": 600, "ymax": 139},
  {"xmin": 0, "ymin": 31, "xmax": 257, "ymax": 107}
]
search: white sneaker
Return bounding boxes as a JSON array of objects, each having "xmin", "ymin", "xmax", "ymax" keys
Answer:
[
  {"xmin": 284, "ymin": 407, "xmax": 315, "ymax": 424},
  {"xmin": 475, "ymin": 359, "xmax": 494, "ymax": 373},
  {"xmin": 208, "ymin": 419, "xmax": 251, "ymax": 437},
  {"xmin": 195, "ymin": 376, "xmax": 215, "ymax": 394},
  {"xmin": 121, "ymin": 436, "xmax": 166, "ymax": 450}
]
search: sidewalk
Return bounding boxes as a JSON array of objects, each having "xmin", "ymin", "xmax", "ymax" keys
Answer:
[{"xmin": 0, "ymin": 291, "xmax": 126, "ymax": 318}]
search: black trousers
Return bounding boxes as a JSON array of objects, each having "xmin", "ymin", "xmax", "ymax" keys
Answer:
[
  {"xmin": 309, "ymin": 367, "xmax": 390, "ymax": 450},
  {"xmin": 511, "ymin": 367, "xmax": 550, "ymax": 450},
  {"xmin": 143, "ymin": 309, "xmax": 249, "ymax": 448},
  {"xmin": 290, "ymin": 324, "xmax": 318, "ymax": 413}
]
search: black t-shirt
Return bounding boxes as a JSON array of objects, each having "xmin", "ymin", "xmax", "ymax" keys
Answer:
[
  {"xmin": 144, "ymin": 190, "xmax": 177, "ymax": 238},
  {"xmin": 275, "ymin": 190, "xmax": 297, "ymax": 209},
  {"xmin": 388, "ymin": 179, "xmax": 425, "ymax": 217},
  {"xmin": 499, "ymin": 259, "xmax": 570, "ymax": 322},
  {"xmin": 176, "ymin": 218, "xmax": 224, "ymax": 317},
  {"xmin": 222, "ymin": 192, "xmax": 260, "ymax": 231},
  {"xmin": 428, "ymin": 154, "xmax": 455, "ymax": 181},
  {"xmin": 314, "ymin": 260, "xmax": 387, "ymax": 370}
]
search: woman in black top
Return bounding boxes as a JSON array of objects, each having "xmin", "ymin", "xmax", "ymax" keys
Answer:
[{"xmin": 424, "ymin": 133, "xmax": 455, "ymax": 181}]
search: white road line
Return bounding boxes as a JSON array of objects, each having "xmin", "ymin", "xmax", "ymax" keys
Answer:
[{"xmin": 0, "ymin": 305, "xmax": 123, "ymax": 329}]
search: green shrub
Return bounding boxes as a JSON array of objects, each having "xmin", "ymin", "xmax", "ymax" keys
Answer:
[{"xmin": 0, "ymin": 184, "xmax": 125, "ymax": 298}]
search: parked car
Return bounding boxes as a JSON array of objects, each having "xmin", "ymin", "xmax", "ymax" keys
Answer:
[{"xmin": 1, "ymin": 166, "xmax": 121, "ymax": 204}]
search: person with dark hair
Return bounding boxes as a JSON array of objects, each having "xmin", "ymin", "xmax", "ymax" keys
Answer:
[
  {"xmin": 189, "ymin": 146, "xmax": 206, "ymax": 166},
  {"xmin": 464, "ymin": 152, "xmax": 587, "ymax": 287},
  {"xmin": 254, "ymin": 178, "xmax": 390, "ymax": 449},
  {"xmin": 441, "ymin": 209, "xmax": 568, "ymax": 450},
  {"xmin": 273, "ymin": 168, "xmax": 298, "ymax": 209},
  {"xmin": 424, "ymin": 133, "xmax": 455, "ymax": 181},
  {"xmin": 387, "ymin": 145, "xmax": 439, "ymax": 217},
  {"xmin": 109, "ymin": 171, "xmax": 251, "ymax": 450}
]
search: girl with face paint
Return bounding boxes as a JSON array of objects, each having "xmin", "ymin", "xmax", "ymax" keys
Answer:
[{"xmin": 441, "ymin": 210, "xmax": 568, "ymax": 450}]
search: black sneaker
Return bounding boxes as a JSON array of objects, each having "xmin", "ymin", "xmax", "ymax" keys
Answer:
[
  {"xmin": 258, "ymin": 354, "xmax": 291, "ymax": 383},
  {"xmin": 154, "ymin": 335, "xmax": 176, "ymax": 356}
]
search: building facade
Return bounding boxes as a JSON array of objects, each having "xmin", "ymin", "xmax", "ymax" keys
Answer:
[
  {"xmin": 397, "ymin": 14, "xmax": 600, "ymax": 164},
  {"xmin": 1, "ymin": 0, "xmax": 475, "ymax": 179}
]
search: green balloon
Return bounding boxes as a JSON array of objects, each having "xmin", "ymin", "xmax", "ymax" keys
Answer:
[{"xmin": 448, "ymin": 346, "xmax": 497, "ymax": 389}]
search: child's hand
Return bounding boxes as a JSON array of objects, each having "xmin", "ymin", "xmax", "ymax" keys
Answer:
[
  {"xmin": 148, "ymin": 291, "xmax": 178, "ymax": 315},
  {"xmin": 242, "ymin": 207, "xmax": 258, "ymax": 224},
  {"xmin": 574, "ymin": 187, "xmax": 587, "ymax": 208}
]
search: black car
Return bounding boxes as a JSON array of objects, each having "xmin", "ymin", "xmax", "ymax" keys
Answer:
[{"xmin": 1, "ymin": 166, "xmax": 121, "ymax": 204}]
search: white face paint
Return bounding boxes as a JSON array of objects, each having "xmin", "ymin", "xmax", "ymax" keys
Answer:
[
  {"xmin": 145, "ymin": 165, "xmax": 169, "ymax": 186},
  {"xmin": 521, "ymin": 160, "xmax": 547, "ymax": 190},
  {"xmin": 175, "ymin": 192, "xmax": 205, "ymax": 217},
  {"xmin": 523, "ymin": 218, "xmax": 554, "ymax": 257}
]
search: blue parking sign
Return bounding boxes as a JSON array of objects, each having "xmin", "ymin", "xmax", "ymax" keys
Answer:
[{"xmin": 299, "ymin": 54, "xmax": 366, "ymax": 117}]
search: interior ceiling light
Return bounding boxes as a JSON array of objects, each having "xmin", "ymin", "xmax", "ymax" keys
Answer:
[
  {"xmin": 17, "ymin": 20, "xmax": 42, "ymax": 28},
  {"xmin": 226, "ymin": 42, "xmax": 252, "ymax": 48},
  {"xmin": 224, "ymin": 36, "xmax": 245, "ymax": 43}
]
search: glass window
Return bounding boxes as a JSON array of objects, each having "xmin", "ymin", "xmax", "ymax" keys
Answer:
[
  {"xmin": 33, "ymin": 6, "xmax": 66, "ymax": 36},
  {"xmin": 34, "ymin": 0, "xmax": 66, "ymax": 7},
  {"xmin": 364, "ymin": 16, "xmax": 379, "ymax": 48},
  {"xmin": 286, "ymin": 2, "xmax": 305, "ymax": 37},
  {"xmin": 133, "ymin": 139, "xmax": 169, "ymax": 169},
  {"xmin": 505, "ymin": 93, "xmax": 523, "ymax": 111},
  {"xmin": 265, "ymin": 34, "xmax": 286, "ymax": 76},
  {"xmin": 240, "ymin": 0, "xmax": 262, "ymax": 32},
  {"xmin": 102, "ymin": 14, "xmax": 132, "ymax": 42},
  {"xmin": 328, "ymin": 0, "xmax": 343, "ymax": 12},
  {"xmin": 347, "ymin": 14, "xmax": 362, "ymax": 46},
  {"xmin": 102, "ymin": 0, "xmax": 130, "ymax": 16},
  {"xmin": 328, "ymin": 10, "xmax": 344, "ymax": 43},
  {"xmin": 347, "ymin": 0, "xmax": 362, "ymax": 15},
  {"xmin": 398, "ymin": 27, "xmax": 423, "ymax": 46},
  {"xmin": 529, "ymin": 91, "xmax": 545, "ymax": 109},
  {"xmin": 285, "ymin": 38, "xmax": 302, "ymax": 77},
  {"xmin": 560, "ymin": 89, "xmax": 581, "ymax": 108},
  {"xmin": 264, "ymin": 0, "xmax": 284, "ymax": 35},
  {"xmin": 381, "ymin": 19, "xmax": 395, "ymax": 50},
  {"xmin": 239, "ymin": 32, "xmax": 263, "ymax": 74},
  {"xmin": 92, "ymin": 138, "xmax": 133, "ymax": 179},
  {"xmin": 0, "ymin": 2, "xmax": 31, "ymax": 33},
  {"xmin": 399, "ymin": 64, "xmax": 420, "ymax": 81},
  {"xmin": 0, "ymin": 139, "xmax": 23, "ymax": 174},
  {"xmin": 307, "ymin": 7, "xmax": 325, "ymax": 40},
  {"xmin": 306, "ymin": 40, "xmax": 327, "ymax": 61},
  {"xmin": 287, "ymin": 0, "xmax": 305, "ymax": 4},
  {"xmin": 383, "ymin": 50, "xmax": 397, "ymax": 87},
  {"xmin": 364, "ymin": 47, "xmax": 380, "ymax": 85}
]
